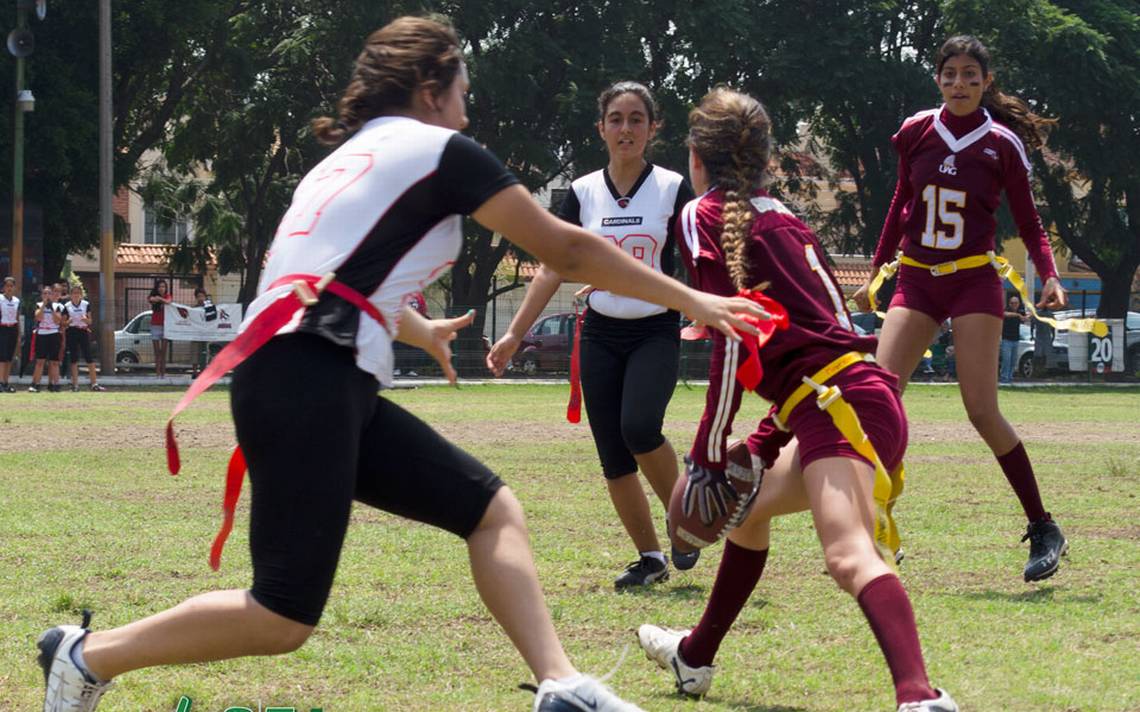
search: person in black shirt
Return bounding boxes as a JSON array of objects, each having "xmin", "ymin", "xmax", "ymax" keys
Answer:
[{"xmin": 999, "ymin": 294, "xmax": 1027, "ymax": 384}]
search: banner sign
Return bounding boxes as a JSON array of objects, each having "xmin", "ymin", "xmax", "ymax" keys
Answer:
[{"xmin": 163, "ymin": 302, "xmax": 242, "ymax": 342}]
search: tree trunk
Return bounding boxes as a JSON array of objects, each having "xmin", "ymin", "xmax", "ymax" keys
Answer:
[{"xmin": 1097, "ymin": 257, "xmax": 1140, "ymax": 319}]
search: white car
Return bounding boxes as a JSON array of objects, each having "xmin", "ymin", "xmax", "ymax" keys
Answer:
[
  {"xmin": 114, "ymin": 311, "xmax": 223, "ymax": 371},
  {"xmin": 1019, "ymin": 310, "xmax": 1140, "ymax": 377}
]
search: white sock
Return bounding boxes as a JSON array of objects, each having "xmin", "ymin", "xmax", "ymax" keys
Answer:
[
  {"xmin": 69, "ymin": 638, "xmax": 104, "ymax": 683},
  {"xmin": 641, "ymin": 550, "xmax": 666, "ymax": 565}
]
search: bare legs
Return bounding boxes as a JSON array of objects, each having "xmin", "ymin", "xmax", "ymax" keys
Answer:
[
  {"xmin": 78, "ymin": 488, "xmax": 576, "ymax": 686},
  {"xmin": 468, "ymin": 487, "xmax": 576, "ymax": 682},
  {"xmin": 607, "ymin": 440, "xmax": 680, "ymax": 553}
]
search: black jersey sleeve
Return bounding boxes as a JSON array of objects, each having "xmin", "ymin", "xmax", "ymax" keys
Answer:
[
  {"xmin": 436, "ymin": 133, "xmax": 521, "ymax": 216},
  {"xmin": 555, "ymin": 186, "xmax": 582, "ymax": 226},
  {"xmin": 670, "ymin": 179, "xmax": 696, "ymax": 236}
]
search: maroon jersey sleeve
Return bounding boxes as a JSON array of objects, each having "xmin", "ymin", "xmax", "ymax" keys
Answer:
[
  {"xmin": 997, "ymin": 133, "xmax": 1059, "ymax": 281},
  {"xmin": 682, "ymin": 195, "xmax": 749, "ymax": 468},
  {"xmin": 873, "ymin": 155, "xmax": 912, "ymax": 268},
  {"xmin": 873, "ymin": 115, "xmax": 929, "ymax": 268},
  {"xmin": 690, "ymin": 333, "xmax": 748, "ymax": 468}
]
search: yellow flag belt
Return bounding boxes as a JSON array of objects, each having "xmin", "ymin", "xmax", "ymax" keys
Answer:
[
  {"xmin": 773, "ymin": 351, "xmax": 904, "ymax": 569},
  {"xmin": 866, "ymin": 251, "xmax": 1108, "ymax": 338}
]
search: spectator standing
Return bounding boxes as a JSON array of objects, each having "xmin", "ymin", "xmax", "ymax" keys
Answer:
[
  {"xmin": 190, "ymin": 288, "xmax": 215, "ymax": 377},
  {"xmin": 29, "ymin": 286, "xmax": 64, "ymax": 392},
  {"xmin": 63, "ymin": 284, "xmax": 106, "ymax": 391},
  {"xmin": 0, "ymin": 276, "xmax": 20, "ymax": 392},
  {"xmin": 999, "ymin": 294, "xmax": 1027, "ymax": 384},
  {"xmin": 148, "ymin": 279, "xmax": 172, "ymax": 379}
]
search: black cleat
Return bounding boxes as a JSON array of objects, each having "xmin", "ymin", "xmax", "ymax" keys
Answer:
[
  {"xmin": 671, "ymin": 544, "xmax": 700, "ymax": 571},
  {"xmin": 1022, "ymin": 518, "xmax": 1068, "ymax": 582},
  {"xmin": 614, "ymin": 555, "xmax": 669, "ymax": 590}
]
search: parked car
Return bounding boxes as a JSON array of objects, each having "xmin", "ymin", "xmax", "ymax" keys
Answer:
[
  {"xmin": 114, "ymin": 311, "xmax": 223, "ymax": 372},
  {"xmin": 511, "ymin": 311, "xmax": 576, "ymax": 375}
]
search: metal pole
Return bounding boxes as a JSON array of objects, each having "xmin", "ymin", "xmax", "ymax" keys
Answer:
[
  {"xmin": 10, "ymin": 4, "xmax": 27, "ymax": 293},
  {"xmin": 98, "ymin": 0, "xmax": 114, "ymax": 371}
]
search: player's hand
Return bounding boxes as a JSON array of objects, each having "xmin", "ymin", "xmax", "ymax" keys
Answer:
[
  {"xmin": 852, "ymin": 280, "xmax": 873, "ymax": 312},
  {"xmin": 684, "ymin": 290, "xmax": 770, "ymax": 341},
  {"xmin": 1038, "ymin": 277, "xmax": 1067, "ymax": 311},
  {"xmin": 486, "ymin": 331, "xmax": 521, "ymax": 377},
  {"xmin": 682, "ymin": 457, "xmax": 739, "ymax": 527},
  {"xmin": 424, "ymin": 310, "xmax": 476, "ymax": 385},
  {"xmin": 574, "ymin": 284, "xmax": 595, "ymax": 300}
]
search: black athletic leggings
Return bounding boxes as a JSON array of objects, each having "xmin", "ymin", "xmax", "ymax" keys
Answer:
[
  {"xmin": 579, "ymin": 309, "xmax": 680, "ymax": 479},
  {"xmin": 231, "ymin": 332, "xmax": 503, "ymax": 625}
]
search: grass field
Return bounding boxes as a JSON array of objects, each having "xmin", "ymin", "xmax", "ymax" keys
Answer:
[{"xmin": 1, "ymin": 384, "xmax": 1138, "ymax": 711}]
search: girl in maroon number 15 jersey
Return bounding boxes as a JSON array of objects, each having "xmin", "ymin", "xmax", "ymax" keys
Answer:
[
  {"xmin": 854, "ymin": 35, "xmax": 1068, "ymax": 583},
  {"xmin": 639, "ymin": 88, "xmax": 957, "ymax": 712}
]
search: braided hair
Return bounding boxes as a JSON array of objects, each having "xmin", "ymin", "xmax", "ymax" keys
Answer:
[{"xmin": 687, "ymin": 88, "xmax": 772, "ymax": 289}]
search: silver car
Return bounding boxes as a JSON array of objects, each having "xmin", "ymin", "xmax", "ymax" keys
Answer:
[{"xmin": 114, "ymin": 311, "xmax": 222, "ymax": 372}]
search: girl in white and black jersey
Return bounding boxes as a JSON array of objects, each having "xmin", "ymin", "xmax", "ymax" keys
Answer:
[
  {"xmin": 29, "ymin": 286, "xmax": 64, "ymax": 392},
  {"xmin": 37, "ymin": 17, "xmax": 767, "ymax": 712},
  {"xmin": 0, "ymin": 276, "xmax": 20, "ymax": 392},
  {"xmin": 63, "ymin": 284, "xmax": 105, "ymax": 392},
  {"xmin": 488, "ymin": 82, "xmax": 697, "ymax": 589}
]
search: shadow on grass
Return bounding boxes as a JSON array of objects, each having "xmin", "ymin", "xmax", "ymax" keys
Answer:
[
  {"xmin": 953, "ymin": 586, "xmax": 1103, "ymax": 604},
  {"xmin": 618, "ymin": 583, "xmax": 708, "ymax": 601},
  {"xmin": 643, "ymin": 690, "xmax": 807, "ymax": 711}
]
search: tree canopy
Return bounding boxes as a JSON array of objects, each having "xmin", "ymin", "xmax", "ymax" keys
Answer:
[{"xmin": 2, "ymin": 0, "xmax": 1135, "ymax": 327}]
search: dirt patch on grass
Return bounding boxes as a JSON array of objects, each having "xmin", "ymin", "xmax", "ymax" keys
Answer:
[
  {"xmin": 910, "ymin": 419, "xmax": 1140, "ymax": 444},
  {"xmin": 0, "ymin": 421, "xmax": 236, "ymax": 453}
]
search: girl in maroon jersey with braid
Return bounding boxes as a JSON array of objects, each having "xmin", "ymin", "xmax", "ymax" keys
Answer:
[
  {"xmin": 640, "ymin": 87, "xmax": 957, "ymax": 711},
  {"xmin": 853, "ymin": 36, "xmax": 1068, "ymax": 582}
]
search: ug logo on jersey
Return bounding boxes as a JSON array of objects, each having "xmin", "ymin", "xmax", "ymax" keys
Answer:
[{"xmin": 938, "ymin": 154, "xmax": 958, "ymax": 176}]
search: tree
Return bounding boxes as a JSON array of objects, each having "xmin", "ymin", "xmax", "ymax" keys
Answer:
[
  {"xmin": 944, "ymin": 0, "xmax": 1140, "ymax": 317},
  {"xmin": 0, "ymin": 0, "xmax": 244, "ymax": 283},
  {"xmin": 153, "ymin": 1, "xmax": 414, "ymax": 305}
]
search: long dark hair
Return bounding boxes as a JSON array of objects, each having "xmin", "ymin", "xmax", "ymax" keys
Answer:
[
  {"xmin": 312, "ymin": 16, "xmax": 464, "ymax": 146},
  {"xmin": 150, "ymin": 278, "xmax": 168, "ymax": 297},
  {"xmin": 936, "ymin": 35, "xmax": 1055, "ymax": 151}
]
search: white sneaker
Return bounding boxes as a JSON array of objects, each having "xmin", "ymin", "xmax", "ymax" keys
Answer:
[
  {"xmin": 532, "ymin": 673, "xmax": 644, "ymax": 711},
  {"xmin": 897, "ymin": 688, "xmax": 959, "ymax": 712},
  {"xmin": 37, "ymin": 613, "xmax": 113, "ymax": 712},
  {"xmin": 636, "ymin": 624, "xmax": 715, "ymax": 696}
]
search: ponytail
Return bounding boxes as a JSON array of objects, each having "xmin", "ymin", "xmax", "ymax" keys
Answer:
[
  {"xmin": 981, "ymin": 85, "xmax": 1055, "ymax": 152},
  {"xmin": 936, "ymin": 35, "xmax": 1055, "ymax": 152}
]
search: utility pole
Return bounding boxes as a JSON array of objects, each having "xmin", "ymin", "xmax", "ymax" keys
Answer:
[
  {"xmin": 8, "ymin": 0, "xmax": 33, "ymax": 293},
  {"xmin": 98, "ymin": 0, "xmax": 114, "ymax": 372}
]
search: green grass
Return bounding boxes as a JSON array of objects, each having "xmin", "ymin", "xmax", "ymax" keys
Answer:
[{"xmin": 1, "ymin": 385, "xmax": 1138, "ymax": 711}]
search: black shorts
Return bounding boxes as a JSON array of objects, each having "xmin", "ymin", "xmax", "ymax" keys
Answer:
[
  {"xmin": 231, "ymin": 332, "xmax": 503, "ymax": 626},
  {"xmin": 66, "ymin": 328, "xmax": 93, "ymax": 363},
  {"xmin": 0, "ymin": 325, "xmax": 16, "ymax": 361},
  {"xmin": 34, "ymin": 332, "xmax": 62, "ymax": 362},
  {"xmin": 579, "ymin": 309, "xmax": 680, "ymax": 479}
]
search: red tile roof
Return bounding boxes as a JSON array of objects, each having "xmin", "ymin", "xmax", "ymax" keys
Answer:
[{"xmin": 829, "ymin": 256, "xmax": 874, "ymax": 290}]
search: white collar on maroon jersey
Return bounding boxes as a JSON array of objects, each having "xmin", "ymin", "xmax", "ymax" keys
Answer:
[{"xmin": 932, "ymin": 105, "xmax": 993, "ymax": 154}]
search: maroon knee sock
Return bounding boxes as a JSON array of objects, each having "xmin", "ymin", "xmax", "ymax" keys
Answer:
[
  {"xmin": 678, "ymin": 540, "xmax": 768, "ymax": 668},
  {"xmin": 996, "ymin": 441, "xmax": 1048, "ymax": 522},
  {"xmin": 857, "ymin": 573, "xmax": 936, "ymax": 705}
]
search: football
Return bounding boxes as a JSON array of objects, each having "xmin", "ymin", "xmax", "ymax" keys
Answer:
[{"xmin": 668, "ymin": 440, "xmax": 762, "ymax": 553}]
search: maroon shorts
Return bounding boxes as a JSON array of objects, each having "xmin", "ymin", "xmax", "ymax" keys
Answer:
[
  {"xmin": 889, "ymin": 260, "xmax": 1004, "ymax": 324},
  {"xmin": 785, "ymin": 363, "xmax": 907, "ymax": 473}
]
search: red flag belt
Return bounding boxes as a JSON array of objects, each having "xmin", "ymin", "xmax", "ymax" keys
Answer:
[
  {"xmin": 164, "ymin": 271, "xmax": 386, "ymax": 570},
  {"xmin": 730, "ymin": 289, "xmax": 789, "ymax": 391},
  {"xmin": 566, "ymin": 303, "xmax": 586, "ymax": 423}
]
